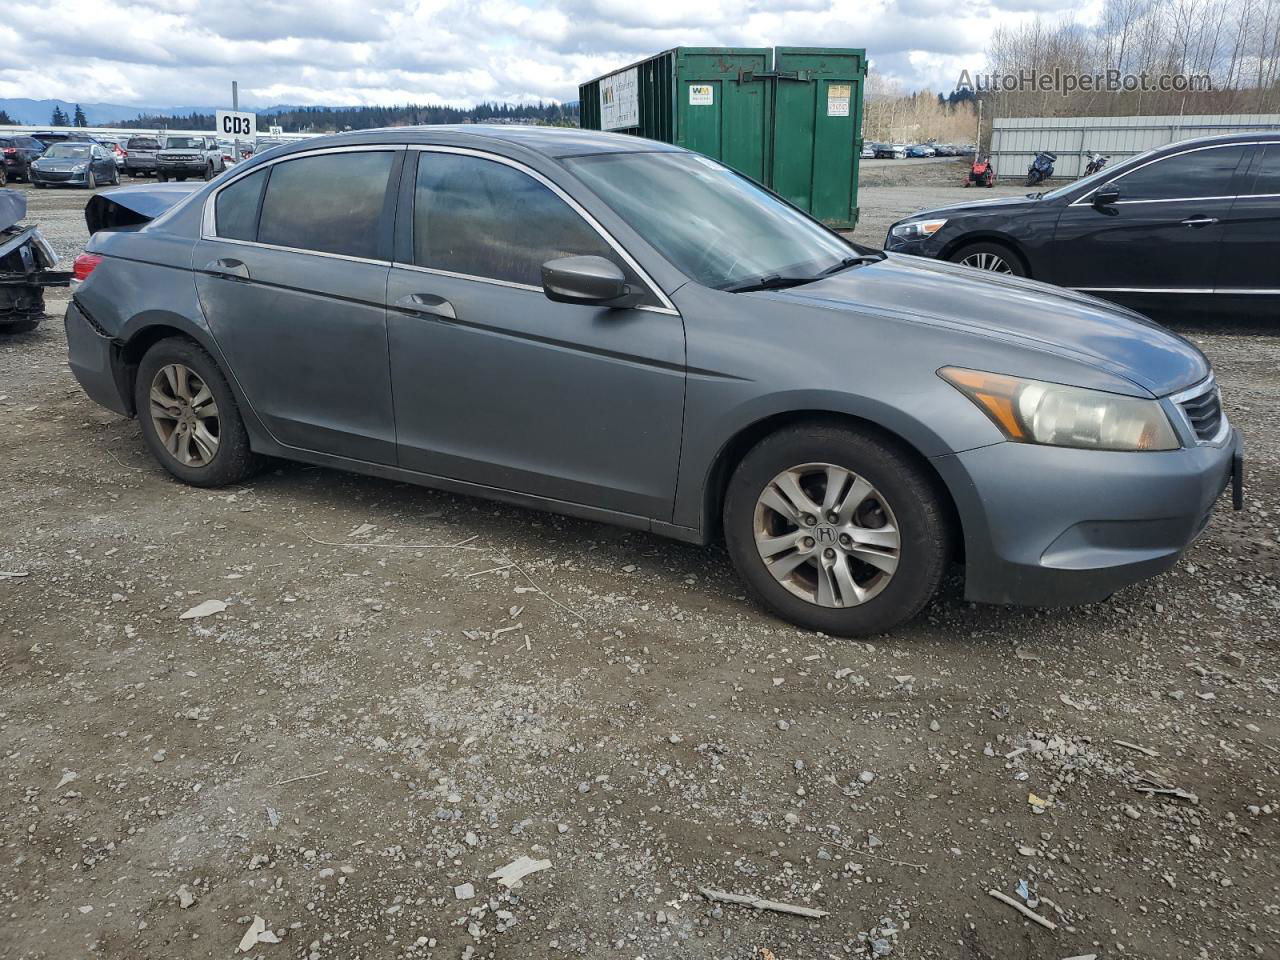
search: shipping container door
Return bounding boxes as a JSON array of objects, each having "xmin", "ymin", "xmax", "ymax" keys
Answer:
[
  {"xmin": 770, "ymin": 78, "xmax": 818, "ymax": 212},
  {"xmin": 680, "ymin": 80, "xmax": 723, "ymax": 161},
  {"xmin": 810, "ymin": 77, "xmax": 857, "ymax": 226}
]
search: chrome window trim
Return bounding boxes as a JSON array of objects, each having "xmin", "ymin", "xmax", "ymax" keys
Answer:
[
  {"xmin": 405, "ymin": 144, "xmax": 678, "ymax": 315},
  {"xmin": 200, "ymin": 144, "xmax": 404, "ymax": 241},
  {"xmin": 207, "ymin": 234, "xmax": 392, "ymax": 268},
  {"xmin": 1167, "ymin": 374, "xmax": 1231, "ymax": 446},
  {"xmin": 1068, "ymin": 141, "xmax": 1268, "ymax": 207}
]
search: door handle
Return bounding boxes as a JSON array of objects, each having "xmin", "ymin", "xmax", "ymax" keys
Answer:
[
  {"xmin": 395, "ymin": 293, "xmax": 456, "ymax": 321},
  {"xmin": 1181, "ymin": 216, "xmax": 1219, "ymax": 227},
  {"xmin": 205, "ymin": 257, "xmax": 250, "ymax": 280}
]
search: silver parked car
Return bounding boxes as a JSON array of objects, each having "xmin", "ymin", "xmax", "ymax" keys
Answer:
[
  {"xmin": 65, "ymin": 127, "xmax": 1242, "ymax": 635},
  {"xmin": 156, "ymin": 135, "xmax": 224, "ymax": 182}
]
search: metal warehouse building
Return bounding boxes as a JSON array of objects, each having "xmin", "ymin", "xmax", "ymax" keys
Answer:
[{"xmin": 990, "ymin": 113, "xmax": 1280, "ymax": 179}]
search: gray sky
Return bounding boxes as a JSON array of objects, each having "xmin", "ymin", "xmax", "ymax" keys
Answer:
[{"xmin": 0, "ymin": 0, "xmax": 1092, "ymax": 108}]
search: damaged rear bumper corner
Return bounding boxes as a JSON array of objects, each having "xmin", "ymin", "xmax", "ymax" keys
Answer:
[{"xmin": 65, "ymin": 299, "xmax": 132, "ymax": 416}]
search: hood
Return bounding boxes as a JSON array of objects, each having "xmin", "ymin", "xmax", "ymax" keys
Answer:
[
  {"xmin": 85, "ymin": 182, "xmax": 203, "ymax": 234},
  {"xmin": 898, "ymin": 194, "xmax": 1041, "ymax": 220},
  {"xmin": 770, "ymin": 255, "xmax": 1208, "ymax": 397}
]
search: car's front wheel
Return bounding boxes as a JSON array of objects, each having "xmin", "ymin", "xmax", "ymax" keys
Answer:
[
  {"xmin": 949, "ymin": 241, "xmax": 1027, "ymax": 277},
  {"xmin": 134, "ymin": 337, "xmax": 259, "ymax": 487},
  {"xmin": 723, "ymin": 423, "xmax": 949, "ymax": 635}
]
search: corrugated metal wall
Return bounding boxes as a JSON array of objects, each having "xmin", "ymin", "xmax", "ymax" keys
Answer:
[{"xmin": 990, "ymin": 114, "xmax": 1280, "ymax": 178}]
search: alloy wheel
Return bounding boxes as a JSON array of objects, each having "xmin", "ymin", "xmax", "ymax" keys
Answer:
[
  {"xmin": 959, "ymin": 251, "xmax": 1012, "ymax": 273},
  {"xmin": 753, "ymin": 462, "xmax": 901, "ymax": 608},
  {"xmin": 148, "ymin": 363, "xmax": 220, "ymax": 467}
]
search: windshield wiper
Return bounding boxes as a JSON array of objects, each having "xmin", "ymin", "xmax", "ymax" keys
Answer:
[
  {"xmin": 816, "ymin": 253, "xmax": 884, "ymax": 277},
  {"xmin": 721, "ymin": 274, "xmax": 814, "ymax": 293}
]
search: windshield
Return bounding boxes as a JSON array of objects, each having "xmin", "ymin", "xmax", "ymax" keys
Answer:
[
  {"xmin": 164, "ymin": 137, "xmax": 205, "ymax": 150},
  {"xmin": 563, "ymin": 151, "xmax": 864, "ymax": 290},
  {"xmin": 46, "ymin": 144, "xmax": 91, "ymax": 158}
]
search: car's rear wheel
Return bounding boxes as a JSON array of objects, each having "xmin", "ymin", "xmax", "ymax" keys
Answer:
[
  {"xmin": 134, "ymin": 337, "xmax": 259, "ymax": 487},
  {"xmin": 723, "ymin": 423, "xmax": 949, "ymax": 635},
  {"xmin": 949, "ymin": 241, "xmax": 1026, "ymax": 277}
]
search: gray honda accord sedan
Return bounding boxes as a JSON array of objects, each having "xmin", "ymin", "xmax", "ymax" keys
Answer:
[{"xmin": 64, "ymin": 126, "xmax": 1243, "ymax": 635}]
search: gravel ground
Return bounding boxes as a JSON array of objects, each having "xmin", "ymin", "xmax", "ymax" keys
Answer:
[{"xmin": 1, "ymin": 172, "xmax": 1277, "ymax": 960}]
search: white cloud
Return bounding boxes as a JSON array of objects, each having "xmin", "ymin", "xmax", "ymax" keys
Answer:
[{"xmin": 0, "ymin": 0, "xmax": 1094, "ymax": 109}]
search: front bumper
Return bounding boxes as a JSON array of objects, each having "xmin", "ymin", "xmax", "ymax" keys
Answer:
[
  {"xmin": 935, "ymin": 430, "xmax": 1241, "ymax": 606},
  {"xmin": 29, "ymin": 169, "xmax": 90, "ymax": 186},
  {"xmin": 157, "ymin": 162, "xmax": 207, "ymax": 176},
  {"xmin": 65, "ymin": 299, "xmax": 131, "ymax": 416}
]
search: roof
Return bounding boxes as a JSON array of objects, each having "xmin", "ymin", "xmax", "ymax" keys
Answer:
[{"xmin": 270, "ymin": 124, "xmax": 683, "ymax": 159}]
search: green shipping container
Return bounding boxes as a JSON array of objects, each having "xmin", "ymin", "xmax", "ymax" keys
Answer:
[{"xmin": 579, "ymin": 46, "xmax": 866, "ymax": 228}]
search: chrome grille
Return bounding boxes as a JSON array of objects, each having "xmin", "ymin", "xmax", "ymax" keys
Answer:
[{"xmin": 1178, "ymin": 383, "xmax": 1224, "ymax": 443}]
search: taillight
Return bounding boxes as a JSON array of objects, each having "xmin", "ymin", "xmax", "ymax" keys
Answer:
[
  {"xmin": 72, "ymin": 253, "xmax": 103, "ymax": 283},
  {"xmin": 2, "ymin": 147, "xmax": 15, "ymax": 155}
]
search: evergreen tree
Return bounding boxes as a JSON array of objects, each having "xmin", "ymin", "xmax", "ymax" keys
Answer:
[
  {"xmin": 51, "ymin": 106, "xmax": 68, "ymax": 126},
  {"xmin": 73, "ymin": 104, "xmax": 88, "ymax": 127},
  {"xmin": 0, "ymin": 109, "xmax": 14, "ymax": 125}
]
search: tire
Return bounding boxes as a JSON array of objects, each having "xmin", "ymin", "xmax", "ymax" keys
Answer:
[
  {"xmin": 134, "ymin": 337, "xmax": 259, "ymax": 487},
  {"xmin": 158, "ymin": 173, "xmax": 168, "ymax": 182},
  {"xmin": 34, "ymin": 181, "xmax": 45, "ymax": 189},
  {"xmin": 0, "ymin": 286, "xmax": 44, "ymax": 333},
  {"xmin": 176, "ymin": 175, "xmax": 186, "ymax": 182},
  {"xmin": 86, "ymin": 170, "xmax": 96, "ymax": 190},
  {"xmin": 949, "ymin": 241, "xmax": 1027, "ymax": 277},
  {"xmin": 110, "ymin": 167, "xmax": 120, "ymax": 185},
  {"xmin": 723, "ymin": 423, "xmax": 949, "ymax": 636},
  {"xmin": 203, "ymin": 163, "xmax": 213, "ymax": 181}
]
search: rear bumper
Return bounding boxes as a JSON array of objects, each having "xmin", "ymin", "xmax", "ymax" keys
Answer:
[
  {"xmin": 935, "ymin": 430, "xmax": 1241, "ymax": 607},
  {"xmin": 126, "ymin": 158, "xmax": 157, "ymax": 171},
  {"xmin": 65, "ymin": 300, "xmax": 131, "ymax": 416}
]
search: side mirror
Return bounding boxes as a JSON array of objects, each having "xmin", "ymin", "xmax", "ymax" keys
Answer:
[
  {"xmin": 541, "ymin": 256, "xmax": 639, "ymax": 308},
  {"xmin": 1093, "ymin": 183, "xmax": 1120, "ymax": 206}
]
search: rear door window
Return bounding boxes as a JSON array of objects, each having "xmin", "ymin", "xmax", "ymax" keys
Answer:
[
  {"xmin": 410, "ymin": 151, "xmax": 657, "ymax": 304},
  {"xmin": 256, "ymin": 151, "xmax": 395, "ymax": 259},
  {"xmin": 215, "ymin": 168, "xmax": 268, "ymax": 241},
  {"xmin": 1115, "ymin": 146, "xmax": 1249, "ymax": 201}
]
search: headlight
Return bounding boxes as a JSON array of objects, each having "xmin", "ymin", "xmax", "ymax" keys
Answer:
[
  {"xmin": 73, "ymin": 163, "xmax": 87, "ymax": 173},
  {"xmin": 890, "ymin": 218, "xmax": 947, "ymax": 241},
  {"xmin": 940, "ymin": 367, "xmax": 1179, "ymax": 451}
]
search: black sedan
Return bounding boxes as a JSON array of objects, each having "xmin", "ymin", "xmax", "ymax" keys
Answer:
[
  {"xmin": 29, "ymin": 142, "xmax": 120, "ymax": 189},
  {"xmin": 885, "ymin": 132, "xmax": 1280, "ymax": 321}
]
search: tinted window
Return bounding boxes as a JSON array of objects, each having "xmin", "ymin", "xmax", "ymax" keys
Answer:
[
  {"xmin": 1244, "ymin": 144, "xmax": 1280, "ymax": 196},
  {"xmin": 215, "ymin": 168, "xmax": 268, "ymax": 241},
  {"xmin": 412, "ymin": 152, "xmax": 654, "ymax": 301},
  {"xmin": 257, "ymin": 151, "xmax": 394, "ymax": 259},
  {"xmin": 0, "ymin": 138, "xmax": 13, "ymax": 147},
  {"xmin": 127, "ymin": 137, "xmax": 159, "ymax": 150},
  {"xmin": 1116, "ymin": 146, "xmax": 1248, "ymax": 201}
]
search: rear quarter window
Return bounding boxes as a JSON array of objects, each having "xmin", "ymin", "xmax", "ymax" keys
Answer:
[
  {"xmin": 256, "ymin": 151, "xmax": 395, "ymax": 259},
  {"xmin": 215, "ymin": 168, "xmax": 268, "ymax": 241}
]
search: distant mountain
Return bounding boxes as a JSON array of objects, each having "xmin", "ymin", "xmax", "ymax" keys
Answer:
[{"xmin": 0, "ymin": 98, "xmax": 299, "ymax": 126}]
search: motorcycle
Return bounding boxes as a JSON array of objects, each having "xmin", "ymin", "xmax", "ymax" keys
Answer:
[
  {"xmin": 1083, "ymin": 151, "xmax": 1109, "ymax": 177},
  {"xmin": 965, "ymin": 156, "xmax": 995, "ymax": 188},
  {"xmin": 1025, "ymin": 150, "xmax": 1056, "ymax": 187}
]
